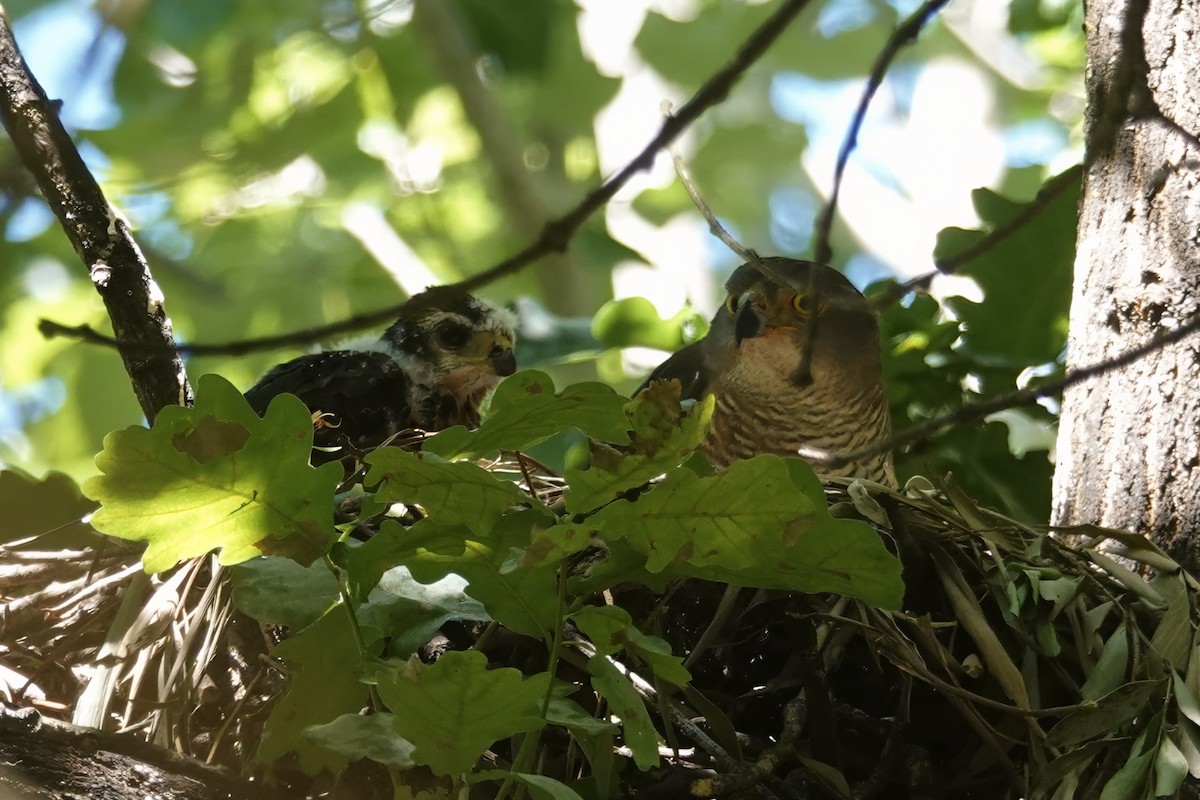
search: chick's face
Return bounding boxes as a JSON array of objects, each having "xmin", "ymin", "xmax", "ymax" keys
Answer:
[
  {"xmin": 426, "ymin": 310, "xmax": 517, "ymax": 408},
  {"xmin": 383, "ymin": 290, "xmax": 517, "ymax": 409}
]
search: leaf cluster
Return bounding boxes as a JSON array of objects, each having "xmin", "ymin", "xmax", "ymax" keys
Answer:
[
  {"xmin": 76, "ymin": 369, "xmax": 900, "ymax": 797},
  {"xmin": 5, "ymin": 363, "xmax": 1200, "ymax": 798}
]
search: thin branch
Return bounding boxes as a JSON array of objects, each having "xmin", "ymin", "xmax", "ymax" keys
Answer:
[
  {"xmin": 670, "ymin": 144, "xmax": 760, "ymax": 264},
  {"xmin": 0, "ymin": 8, "xmax": 190, "ymax": 420},
  {"xmin": 412, "ymin": 0, "xmax": 592, "ymax": 315},
  {"xmin": 454, "ymin": 0, "xmax": 814, "ymax": 296},
  {"xmin": 670, "ymin": 142, "xmax": 819, "ymax": 382},
  {"xmin": 824, "ymin": 310, "xmax": 1200, "ymax": 470},
  {"xmin": 811, "ymin": 0, "xmax": 950, "ymax": 265},
  {"xmin": 667, "ymin": 144, "xmax": 799, "ymax": 292},
  {"xmin": 40, "ymin": 0, "xmax": 816, "ymax": 359},
  {"xmin": 869, "ymin": 164, "xmax": 1083, "ymax": 310},
  {"xmin": 39, "ymin": 311, "xmax": 402, "ymax": 357}
]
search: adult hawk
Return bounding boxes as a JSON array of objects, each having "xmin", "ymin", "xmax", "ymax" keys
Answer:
[{"xmin": 643, "ymin": 257, "xmax": 894, "ymax": 485}]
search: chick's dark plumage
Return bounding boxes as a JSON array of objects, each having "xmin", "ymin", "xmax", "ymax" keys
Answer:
[
  {"xmin": 245, "ymin": 286, "xmax": 516, "ymax": 462},
  {"xmin": 644, "ymin": 257, "xmax": 894, "ymax": 484}
]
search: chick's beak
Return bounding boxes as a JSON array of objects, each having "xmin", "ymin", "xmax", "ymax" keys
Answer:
[{"xmin": 489, "ymin": 347, "xmax": 517, "ymax": 376}]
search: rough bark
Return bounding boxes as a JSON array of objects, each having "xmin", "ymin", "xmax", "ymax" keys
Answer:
[
  {"xmin": 0, "ymin": 705, "xmax": 279, "ymax": 800},
  {"xmin": 0, "ymin": 9, "xmax": 190, "ymax": 422},
  {"xmin": 1052, "ymin": 0, "xmax": 1200, "ymax": 569}
]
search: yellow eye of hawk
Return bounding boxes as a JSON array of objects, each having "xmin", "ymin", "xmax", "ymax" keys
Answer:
[
  {"xmin": 791, "ymin": 292, "xmax": 827, "ymax": 316},
  {"xmin": 724, "ymin": 293, "xmax": 739, "ymax": 316}
]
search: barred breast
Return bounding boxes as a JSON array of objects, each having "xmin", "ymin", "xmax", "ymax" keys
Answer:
[{"xmin": 704, "ymin": 379, "xmax": 896, "ymax": 486}]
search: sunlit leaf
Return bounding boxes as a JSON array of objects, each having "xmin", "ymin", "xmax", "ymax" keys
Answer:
[
  {"xmin": 589, "ymin": 455, "xmax": 904, "ymax": 607},
  {"xmin": 84, "ymin": 374, "xmax": 340, "ymax": 572},
  {"xmin": 303, "ymin": 713, "xmax": 416, "ymax": 769},
  {"xmin": 591, "ymin": 297, "xmax": 707, "ymax": 352},
  {"xmin": 571, "ymin": 605, "xmax": 691, "ymax": 686},
  {"xmin": 346, "ymin": 511, "xmax": 559, "ymax": 638},
  {"xmin": 564, "ymin": 383, "xmax": 712, "ymax": 513},
  {"xmin": 588, "ymin": 655, "xmax": 659, "ymax": 771}
]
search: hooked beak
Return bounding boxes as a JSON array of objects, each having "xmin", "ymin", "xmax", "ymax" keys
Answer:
[
  {"xmin": 734, "ymin": 293, "xmax": 766, "ymax": 344},
  {"xmin": 489, "ymin": 348, "xmax": 517, "ymax": 376}
]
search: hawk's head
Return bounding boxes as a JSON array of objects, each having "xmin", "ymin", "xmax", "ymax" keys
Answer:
[
  {"xmin": 380, "ymin": 286, "xmax": 517, "ymax": 426},
  {"xmin": 717, "ymin": 258, "xmax": 881, "ymax": 393}
]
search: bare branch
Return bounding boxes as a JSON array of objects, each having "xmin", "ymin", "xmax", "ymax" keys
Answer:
[
  {"xmin": 670, "ymin": 144, "xmax": 760, "ymax": 264},
  {"xmin": 870, "ymin": 164, "xmax": 1083, "ymax": 310},
  {"xmin": 823, "ymin": 311, "xmax": 1200, "ymax": 470},
  {"xmin": 811, "ymin": 0, "xmax": 950, "ymax": 265},
  {"xmin": 454, "ymin": 0, "xmax": 815, "ymax": 296},
  {"xmin": 0, "ymin": 8, "xmax": 190, "ymax": 421},
  {"xmin": 669, "ymin": 143, "xmax": 821, "ymax": 383},
  {"xmin": 41, "ymin": 0, "xmax": 816, "ymax": 359},
  {"xmin": 39, "ymin": 311, "xmax": 403, "ymax": 358}
]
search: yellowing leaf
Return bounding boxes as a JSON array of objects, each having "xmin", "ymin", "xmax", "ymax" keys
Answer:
[
  {"xmin": 83, "ymin": 374, "xmax": 340, "ymax": 572},
  {"xmin": 564, "ymin": 386, "xmax": 712, "ymax": 514}
]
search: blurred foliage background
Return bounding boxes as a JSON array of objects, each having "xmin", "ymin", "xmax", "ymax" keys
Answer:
[{"xmin": 0, "ymin": 0, "xmax": 1083, "ymax": 522}]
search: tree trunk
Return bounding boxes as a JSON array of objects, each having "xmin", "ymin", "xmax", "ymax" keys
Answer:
[{"xmin": 1052, "ymin": 0, "xmax": 1200, "ymax": 568}]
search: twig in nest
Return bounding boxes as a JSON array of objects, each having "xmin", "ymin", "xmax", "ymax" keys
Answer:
[{"xmin": 690, "ymin": 694, "xmax": 806, "ymax": 798}]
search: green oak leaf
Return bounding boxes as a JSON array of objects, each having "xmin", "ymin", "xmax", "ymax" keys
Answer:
[
  {"xmin": 471, "ymin": 771, "xmax": 586, "ymax": 800},
  {"xmin": 346, "ymin": 511, "xmax": 559, "ymax": 638},
  {"xmin": 940, "ymin": 170, "xmax": 1080, "ymax": 364},
  {"xmin": 590, "ymin": 456, "xmax": 903, "ymax": 608},
  {"xmin": 366, "ymin": 447, "xmax": 535, "ymax": 536},
  {"xmin": 592, "ymin": 455, "xmax": 812, "ymax": 572},
  {"xmin": 522, "ymin": 520, "xmax": 602, "ymax": 566},
  {"xmin": 423, "ymin": 371, "xmax": 630, "ymax": 460},
  {"xmin": 588, "ymin": 655, "xmax": 659, "ymax": 771},
  {"xmin": 373, "ymin": 650, "xmax": 550, "ymax": 776},
  {"xmin": 84, "ymin": 374, "xmax": 340, "ymax": 572},
  {"xmin": 591, "ymin": 296, "xmax": 707, "ymax": 351},
  {"xmin": 230, "ymin": 556, "xmax": 340, "ymax": 631},
  {"xmin": 571, "ymin": 605, "xmax": 691, "ymax": 686},
  {"xmin": 257, "ymin": 607, "xmax": 379, "ymax": 772},
  {"xmin": 358, "ymin": 567, "xmax": 489, "ymax": 657},
  {"xmin": 563, "ymin": 384, "xmax": 713, "ymax": 514},
  {"xmin": 303, "ymin": 713, "xmax": 416, "ymax": 769}
]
